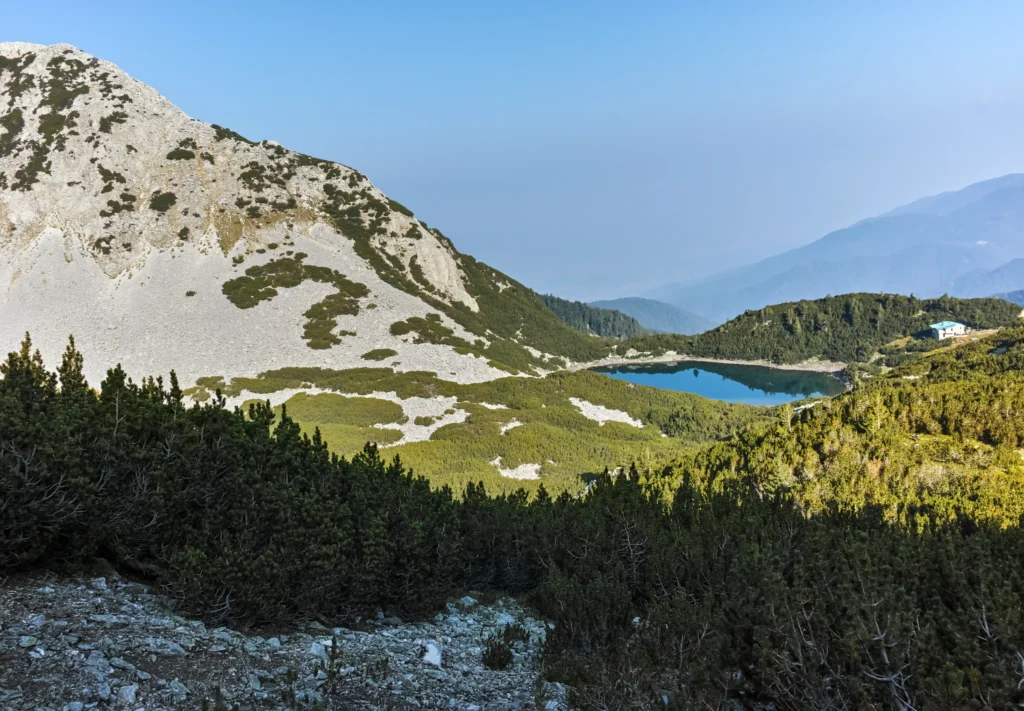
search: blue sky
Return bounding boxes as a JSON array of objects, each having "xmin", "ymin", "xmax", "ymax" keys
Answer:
[{"xmin": 4, "ymin": 1, "xmax": 1024, "ymax": 300}]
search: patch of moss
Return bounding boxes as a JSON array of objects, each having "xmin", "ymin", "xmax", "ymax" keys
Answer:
[
  {"xmin": 98, "ymin": 111, "xmax": 128, "ymax": 134},
  {"xmin": 98, "ymin": 192, "xmax": 136, "ymax": 217},
  {"xmin": 361, "ymin": 348, "xmax": 399, "ymax": 362},
  {"xmin": 211, "ymin": 123, "xmax": 255, "ymax": 144},
  {"xmin": 279, "ymin": 392, "xmax": 404, "ymax": 427},
  {"xmin": 11, "ymin": 146, "xmax": 50, "ymax": 191},
  {"xmin": 0, "ymin": 108, "xmax": 24, "ymax": 158},
  {"xmin": 0, "ymin": 53, "xmax": 37, "ymax": 106},
  {"xmin": 221, "ymin": 254, "xmax": 369, "ymax": 349},
  {"xmin": 408, "ymin": 256, "xmax": 437, "ymax": 293},
  {"xmin": 149, "ymin": 191, "xmax": 177, "ymax": 213},
  {"xmin": 387, "ymin": 198, "xmax": 414, "ymax": 216},
  {"xmin": 166, "ymin": 148, "xmax": 195, "ymax": 161}
]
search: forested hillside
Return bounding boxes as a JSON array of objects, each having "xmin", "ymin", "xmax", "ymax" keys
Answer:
[
  {"xmin": 590, "ymin": 297, "xmax": 713, "ymax": 334},
  {"xmin": 623, "ymin": 292, "xmax": 1021, "ymax": 364},
  {"xmin": 5, "ymin": 327, "xmax": 1024, "ymax": 707},
  {"xmin": 540, "ymin": 294, "xmax": 649, "ymax": 339}
]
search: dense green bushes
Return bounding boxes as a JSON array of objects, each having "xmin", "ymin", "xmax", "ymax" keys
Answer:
[
  {"xmin": 5, "ymin": 329, "xmax": 1024, "ymax": 708},
  {"xmin": 0, "ymin": 335, "xmax": 461, "ymax": 619},
  {"xmin": 222, "ymin": 255, "xmax": 369, "ymax": 349}
]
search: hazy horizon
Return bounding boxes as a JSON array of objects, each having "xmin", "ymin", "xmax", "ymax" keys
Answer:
[{"xmin": 5, "ymin": 1, "xmax": 1024, "ymax": 301}]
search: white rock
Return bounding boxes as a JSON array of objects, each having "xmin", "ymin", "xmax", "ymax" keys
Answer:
[{"xmin": 420, "ymin": 640, "xmax": 443, "ymax": 667}]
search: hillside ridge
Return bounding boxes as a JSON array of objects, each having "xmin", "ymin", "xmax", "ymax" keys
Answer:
[{"xmin": 0, "ymin": 42, "xmax": 602, "ymax": 385}]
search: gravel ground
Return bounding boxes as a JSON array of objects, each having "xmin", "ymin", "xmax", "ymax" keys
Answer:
[{"xmin": 0, "ymin": 570, "xmax": 570, "ymax": 711}]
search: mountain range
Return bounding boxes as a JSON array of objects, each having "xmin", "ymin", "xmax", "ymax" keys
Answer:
[
  {"xmin": 0, "ymin": 42, "xmax": 605, "ymax": 386},
  {"xmin": 999, "ymin": 289, "xmax": 1024, "ymax": 306},
  {"xmin": 652, "ymin": 174, "xmax": 1024, "ymax": 322}
]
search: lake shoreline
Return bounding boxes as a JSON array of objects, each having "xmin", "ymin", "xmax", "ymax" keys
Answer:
[
  {"xmin": 574, "ymin": 352, "xmax": 852, "ymax": 397},
  {"xmin": 574, "ymin": 353, "xmax": 848, "ymax": 375}
]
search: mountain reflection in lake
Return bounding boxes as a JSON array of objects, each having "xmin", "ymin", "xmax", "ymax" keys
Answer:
[{"xmin": 594, "ymin": 360, "xmax": 845, "ymax": 405}]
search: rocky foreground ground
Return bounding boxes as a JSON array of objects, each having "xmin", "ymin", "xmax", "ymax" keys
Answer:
[{"xmin": 0, "ymin": 570, "xmax": 569, "ymax": 710}]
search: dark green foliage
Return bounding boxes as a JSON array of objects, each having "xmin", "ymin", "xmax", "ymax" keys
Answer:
[
  {"xmin": 0, "ymin": 335, "xmax": 461, "ymax": 620},
  {"xmin": 11, "ymin": 145, "xmax": 51, "ymax": 191},
  {"xmin": 98, "ymin": 111, "xmax": 128, "ymax": 133},
  {"xmin": 317, "ymin": 186, "xmax": 614, "ymax": 371},
  {"xmin": 40, "ymin": 55, "xmax": 90, "ymax": 112},
  {"xmin": 387, "ymin": 198, "xmax": 414, "ymax": 216},
  {"xmin": 185, "ymin": 290, "xmax": 196, "ymax": 297},
  {"xmin": 165, "ymin": 148, "xmax": 195, "ymax": 161},
  {"xmin": 482, "ymin": 636, "xmax": 514, "ymax": 670},
  {"xmin": 540, "ymin": 294, "xmax": 650, "ymax": 339},
  {"xmin": 5, "ymin": 330, "xmax": 1024, "ymax": 707},
  {"xmin": 408, "ymin": 256, "xmax": 437, "ymax": 293},
  {"xmin": 361, "ymin": 348, "xmax": 398, "ymax": 362},
  {"xmin": 240, "ymin": 160, "xmax": 286, "ymax": 192},
  {"xmin": 0, "ymin": 52, "xmax": 37, "ymax": 106},
  {"xmin": 0, "ymin": 108, "xmax": 25, "ymax": 157},
  {"xmin": 390, "ymin": 313, "xmax": 458, "ymax": 344},
  {"xmin": 211, "ymin": 123, "xmax": 256, "ymax": 144},
  {"xmin": 98, "ymin": 192, "xmax": 137, "ymax": 217},
  {"xmin": 149, "ymin": 190, "xmax": 177, "ymax": 213},
  {"xmin": 221, "ymin": 255, "xmax": 369, "ymax": 349},
  {"xmin": 96, "ymin": 163, "xmax": 126, "ymax": 190},
  {"xmin": 6, "ymin": 54, "xmax": 89, "ymax": 191},
  {"xmin": 626, "ymin": 293, "xmax": 1022, "ymax": 364}
]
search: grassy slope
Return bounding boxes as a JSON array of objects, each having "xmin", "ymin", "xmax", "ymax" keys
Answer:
[{"xmin": 223, "ymin": 368, "xmax": 772, "ymax": 495}]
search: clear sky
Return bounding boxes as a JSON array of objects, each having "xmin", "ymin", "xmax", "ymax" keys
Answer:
[{"xmin": 4, "ymin": 1, "xmax": 1024, "ymax": 300}]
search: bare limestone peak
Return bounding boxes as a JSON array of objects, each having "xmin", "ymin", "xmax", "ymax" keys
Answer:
[{"xmin": 0, "ymin": 43, "xmax": 586, "ymax": 387}]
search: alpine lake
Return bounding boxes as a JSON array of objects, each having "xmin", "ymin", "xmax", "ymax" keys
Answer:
[{"xmin": 595, "ymin": 360, "xmax": 846, "ymax": 405}]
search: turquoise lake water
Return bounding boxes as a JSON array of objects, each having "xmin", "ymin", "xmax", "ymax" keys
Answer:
[{"xmin": 595, "ymin": 360, "xmax": 845, "ymax": 405}]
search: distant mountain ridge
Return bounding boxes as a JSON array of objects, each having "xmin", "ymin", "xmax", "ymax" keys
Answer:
[
  {"xmin": 952, "ymin": 259, "xmax": 1024, "ymax": 297},
  {"xmin": 590, "ymin": 297, "xmax": 713, "ymax": 334},
  {"xmin": 654, "ymin": 175, "xmax": 1024, "ymax": 322},
  {"xmin": 998, "ymin": 289, "xmax": 1024, "ymax": 306}
]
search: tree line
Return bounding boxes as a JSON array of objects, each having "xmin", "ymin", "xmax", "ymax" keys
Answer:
[{"xmin": 540, "ymin": 293, "xmax": 651, "ymax": 339}]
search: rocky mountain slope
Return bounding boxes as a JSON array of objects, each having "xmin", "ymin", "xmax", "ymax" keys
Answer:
[
  {"xmin": 0, "ymin": 42, "xmax": 603, "ymax": 386},
  {"xmin": 0, "ymin": 571, "xmax": 566, "ymax": 710},
  {"xmin": 654, "ymin": 174, "xmax": 1024, "ymax": 322}
]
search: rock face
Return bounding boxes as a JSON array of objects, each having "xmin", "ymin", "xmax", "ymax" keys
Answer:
[
  {"xmin": 0, "ymin": 572, "xmax": 569, "ymax": 710},
  {"xmin": 0, "ymin": 42, "xmax": 548, "ymax": 386}
]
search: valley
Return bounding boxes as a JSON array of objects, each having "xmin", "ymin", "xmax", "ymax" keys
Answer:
[{"xmin": 3, "ymin": 36, "xmax": 1024, "ymax": 711}]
